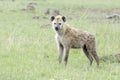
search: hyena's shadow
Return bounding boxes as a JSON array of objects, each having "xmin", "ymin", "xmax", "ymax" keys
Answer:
[{"xmin": 100, "ymin": 53, "xmax": 120, "ymax": 63}]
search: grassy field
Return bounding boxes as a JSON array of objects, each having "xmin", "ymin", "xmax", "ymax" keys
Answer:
[{"xmin": 0, "ymin": 0, "xmax": 120, "ymax": 80}]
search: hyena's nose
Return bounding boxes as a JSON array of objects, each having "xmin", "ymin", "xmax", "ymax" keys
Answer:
[{"xmin": 55, "ymin": 27, "xmax": 59, "ymax": 31}]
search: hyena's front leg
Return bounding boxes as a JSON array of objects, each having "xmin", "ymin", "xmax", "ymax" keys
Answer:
[
  {"xmin": 64, "ymin": 47, "xmax": 70, "ymax": 66},
  {"xmin": 58, "ymin": 43, "xmax": 64, "ymax": 64}
]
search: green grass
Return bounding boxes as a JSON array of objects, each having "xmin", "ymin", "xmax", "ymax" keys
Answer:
[{"xmin": 0, "ymin": 0, "xmax": 120, "ymax": 80}]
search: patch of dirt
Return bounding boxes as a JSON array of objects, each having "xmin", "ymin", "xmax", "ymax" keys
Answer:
[
  {"xmin": 40, "ymin": 24, "xmax": 51, "ymax": 29},
  {"xmin": 115, "ymin": 53, "xmax": 120, "ymax": 61},
  {"xmin": 21, "ymin": 2, "xmax": 37, "ymax": 11},
  {"xmin": 105, "ymin": 14, "xmax": 120, "ymax": 23},
  {"xmin": 106, "ymin": 14, "xmax": 120, "ymax": 19},
  {"xmin": 51, "ymin": 9, "xmax": 60, "ymax": 16},
  {"xmin": 0, "ymin": 10, "xmax": 3, "ymax": 12},
  {"xmin": 111, "ymin": 8, "xmax": 120, "ymax": 14},
  {"xmin": 12, "ymin": 0, "xmax": 15, "ymax": 2},
  {"xmin": 32, "ymin": 15, "xmax": 49, "ymax": 20},
  {"xmin": 27, "ymin": 2, "xmax": 37, "ymax": 11},
  {"xmin": 32, "ymin": 16, "xmax": 40, "ymax": 19},
  {"xmin": 100, "ymin": 53, "xmax": 120, "ymax": 63},
  {"xmin": 89, "ymin": 8, "xmax": 120, "ymax": 23},
  {"xmin": 44, "ymin": 8, "xmax": 50, "ymax": 15},
  {"xmin": 9, "ymin": 10, "xmax": 17, "ymax": 12},
  {"xmin": 42, "ymin": 16, "xmax": 49, "ymax": 19},
  {"xmin": 44, "ymin": 8, "xmax": 60, "ymax": 16},
  {"xmin": 21, "ymin": 8, "xmax": 27, "ymax": 11},
  {"xmin": 59, "ymin": 7, "xmax": 120, "ymax": 23}
]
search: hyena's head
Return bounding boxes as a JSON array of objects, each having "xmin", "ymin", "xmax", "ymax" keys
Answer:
[{"xmin": 50, "ymin": 15, "xmax": 66, "ymax": 31}]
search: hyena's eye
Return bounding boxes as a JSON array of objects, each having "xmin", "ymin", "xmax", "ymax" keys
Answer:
[{"xmin": 59, "ymin": 23, "xmax": 61, "ymax": 25}]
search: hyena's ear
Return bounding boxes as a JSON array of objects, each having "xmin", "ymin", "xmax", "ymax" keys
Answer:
[
  {"xmin": 50, "ymin": 16, "xmax": 55, "ymax": 21},
  {"xmin": 62, "ymin": 16, "xmax": 66, "ymax": 22}
]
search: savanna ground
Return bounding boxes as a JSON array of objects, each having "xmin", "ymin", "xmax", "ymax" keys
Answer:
[{"xmin": 0, "ymin": 0, "xmax": 120, "ymax": 80}]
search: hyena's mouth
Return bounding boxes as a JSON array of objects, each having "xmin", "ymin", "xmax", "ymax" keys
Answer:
[{"xmin": 55, "ymin": 27, "xmax": 59, "ymax": 31}]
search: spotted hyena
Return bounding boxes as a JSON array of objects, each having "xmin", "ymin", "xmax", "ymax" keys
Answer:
[{"xmin": 50, "ymin": 15, "xmax": 99, "ymax": 66}]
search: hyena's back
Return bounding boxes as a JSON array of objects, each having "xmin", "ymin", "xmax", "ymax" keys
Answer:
[{"xmin": 64, "ymin": 27, "xmax": 96, "ymax": 49}]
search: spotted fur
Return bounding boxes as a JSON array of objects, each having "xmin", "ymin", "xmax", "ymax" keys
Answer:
[{"xmin": 51, "ymin": 15, "xmax": 99, "ymax": 66}]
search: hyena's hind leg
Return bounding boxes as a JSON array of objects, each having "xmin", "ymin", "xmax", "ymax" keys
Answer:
[
  {"xmin": 82, "ymin": 45, "xmax": 93, "ymax": 66},
  {"xmin": 87, "ymin": 40, "xmax": 99, "ymax": 66},
  {"xmin": 91, "ymin": 50, "xmax": 99, "ymax": 66}
]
